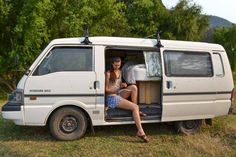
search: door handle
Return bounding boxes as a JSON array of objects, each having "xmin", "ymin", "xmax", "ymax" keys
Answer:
[
  {"xmin": 166, "ymin": 81, "xmax": 173, "ymax": 89},
  {"xmin": 93, "ymin": 81, "xmax": 100, "ymax": 89}
]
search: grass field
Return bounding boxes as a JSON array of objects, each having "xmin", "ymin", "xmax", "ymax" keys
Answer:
[{"xmin": 0, "ymin": 73, "xmax": 235, "ymax": 157}]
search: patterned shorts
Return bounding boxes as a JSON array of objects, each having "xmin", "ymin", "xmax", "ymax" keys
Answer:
[{"xmin": 106, "ymin": 95, "xmax": 121, "ymax": 109}]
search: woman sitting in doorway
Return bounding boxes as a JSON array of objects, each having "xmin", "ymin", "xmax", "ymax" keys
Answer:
[{"xmin": 105, "ymin": 57, "xmax": 149, "ymax": 142}]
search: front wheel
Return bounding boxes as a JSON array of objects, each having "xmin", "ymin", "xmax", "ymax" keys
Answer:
[
  {"xmin": 49, "ymin": 107, "xmax": 88, "ymax": 140},
  {"xmin": 174, "ymin": 120, "xmax": 202, "ymax": 135}
]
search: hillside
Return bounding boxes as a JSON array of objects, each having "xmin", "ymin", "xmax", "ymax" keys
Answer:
[
  {"xmin": 208, "ymin": 15, "xmax": 233, "ymax": 28},
  {"xmin": 204, "ymin": 16, "xmax": 233, "ymax": 42}
]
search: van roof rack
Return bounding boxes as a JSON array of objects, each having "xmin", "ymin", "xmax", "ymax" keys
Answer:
[
  {"xmin": 156, "ymin": 30, "xmax": 163, "ymax": 48},
  {"xmin": 81, "ymin": 28, "xmax": 92, "ymax": 45}
]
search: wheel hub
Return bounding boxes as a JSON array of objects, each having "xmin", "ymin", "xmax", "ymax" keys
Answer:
[
  {"xmin": 60, "ymin": 116, "xmax": 78, "ymax": 133},
  {"xmin": 184, "ymin": 120, "xmax": 196, "ymax": 129}
]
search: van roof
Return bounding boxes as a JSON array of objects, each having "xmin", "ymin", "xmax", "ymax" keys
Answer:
[{"xmin": 50, "ymin": 36, "xmax": 225, "ymax": 51}]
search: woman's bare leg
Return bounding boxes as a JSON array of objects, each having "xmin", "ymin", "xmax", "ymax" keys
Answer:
[
  {"xmin": 119, "ymin": 85, "xmax": 138, "ymax": 104},
  {"xmin": 119, "ymin": 90, "xmax": 131, "ymax": 99},
  {"xmin": 117, "ymin": 98, "xmax": 145, "ymax": 135},
  {"xmin": 119, "ymin": 85, "xmax": 146, "ymax": 116}
]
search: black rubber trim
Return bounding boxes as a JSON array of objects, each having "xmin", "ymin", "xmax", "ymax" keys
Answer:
[
  {"xmin": 228, "ymin": 107, "xmax": 233, "ymax": 114},
  {"xmin": 2, "ymin": 102, "xmax": 22, "ymax": 111},
  {"xmin": 163, "ymin": 91, "xmax": 231, "ymax": 96}
]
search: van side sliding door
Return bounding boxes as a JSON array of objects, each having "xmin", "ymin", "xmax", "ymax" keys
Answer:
[{"xmin": 161, "ymin": 49, "xmax": 216, "ymax": 122}]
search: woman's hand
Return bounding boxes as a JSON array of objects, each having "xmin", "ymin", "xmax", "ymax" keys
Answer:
[
  {"xmin": 112, "ymin": 88, "xmax": 119, "ymax": 94},
  {"xmin": 120, "ymin": 83, "xmax": 127, "ymax": 88}
]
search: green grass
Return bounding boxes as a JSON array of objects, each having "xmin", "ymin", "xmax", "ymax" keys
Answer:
[
  {"xmin": 0, "ymin": 111, "xmax": 236, "ymax": 157},
  {"xmin": 0, "ymin": 73, "xmax": 236, "ymax": 157}
]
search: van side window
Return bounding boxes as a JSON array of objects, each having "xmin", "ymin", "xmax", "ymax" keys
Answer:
[
  {"xmin": 164, "ymin": 51, "xmax": 213, "ymax": 77},
  {"xmin": 33, "ymin": 47, "xmax": 93, "ymax": 75},
  {"xmin": 213, "ymin": 53, "xmax": 224, "ymax": 77}
]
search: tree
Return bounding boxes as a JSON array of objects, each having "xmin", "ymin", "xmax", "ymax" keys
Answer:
[
  {"xmin": 121, "ymin": 0, "xmax": 209, "ymax": 40},
  {"xmin": 47, "ymin": 0, "xmax": 129, "ymax": 38},
  {"xmin": 0, "ymin": 0, "xmax": 25, "ymax": 91},
  {"xmin": 0, "ymin": 0, "xmax": 129, "ymax": 92},
  {"xmin": 122, "ymin": 0, "xmax": 169, "ymax": 37},
  {"xmin": 166, "ymin": 0, "xmax": 209, "ymax": 41},
  {"xmin": 213, "ymin": 25, "xmax": 236, "ymax": 71}
]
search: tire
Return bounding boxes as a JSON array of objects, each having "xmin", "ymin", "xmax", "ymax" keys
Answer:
[
  {"xmin": 49, "ymin": 107, "xmax": 88, "ymax": 140},
  {"xmin": 174, "ymin": 120, "xmax": 202, "ymax": 135}
]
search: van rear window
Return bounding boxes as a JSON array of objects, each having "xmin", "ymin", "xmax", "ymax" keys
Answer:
[
  {"xmin": 164, "ymin": 51, "xmax": 213, "ymax": 77},
  {"xmin": 212, "ymin": 53, "xmax": 224, "ymax": 77}
]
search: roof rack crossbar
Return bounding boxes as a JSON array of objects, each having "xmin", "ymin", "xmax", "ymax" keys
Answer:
[
  {"xmin": 156, "ymin": 30, "xmax": 164, "ymax": 48},
  {"xmin": 81, "ymin": 28, "xmax": 92, "ymax": 45}
]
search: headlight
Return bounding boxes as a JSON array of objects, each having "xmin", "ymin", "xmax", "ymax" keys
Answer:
[
  {"xmin": 8, "ymin": 89, "xmax": 24, "ymax": 103},
  {"xmin": 15, "ymin": 91, "xmax": 22, "ymax": 102}
]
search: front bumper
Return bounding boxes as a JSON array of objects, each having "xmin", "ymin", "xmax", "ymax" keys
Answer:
[
  {"xmin": 1, "ymin": 102, "xmax": 24, "ymax": 125},
  {"xmin": 2, "ymin": 102, "xmax": 22, "ymax": 111}
]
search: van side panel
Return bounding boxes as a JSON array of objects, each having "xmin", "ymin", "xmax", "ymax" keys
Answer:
[
  {"xmin": 23, "ymin": 72, "xmax": 97, "ymax": 125},
  {"xmin": 213, "ymin": 51, "xmax": 234, "ymax": 92},
  {"xmin": 213, "ymin": 51, "xmax": 234, "ymax": 115},
  {"xmin": 161, "ymin": 49, "xmax": 233, "ymax": 122},
  {"xmin": 91, "ymin": 46, "xmax": 106, "ymax": 126},
  {"xmin": 162, "ymin": 78, "xmax": 217, "ymax": 121}
]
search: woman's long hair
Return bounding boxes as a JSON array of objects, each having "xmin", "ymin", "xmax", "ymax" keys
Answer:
[{"xmin": 109, "ymin": 57, "xmax": 121, "ymax": 83}]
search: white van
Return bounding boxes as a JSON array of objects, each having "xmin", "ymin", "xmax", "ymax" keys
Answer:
[{"xmin": 2, "ymin": 36, "xmax": 234, "ymax": 140}]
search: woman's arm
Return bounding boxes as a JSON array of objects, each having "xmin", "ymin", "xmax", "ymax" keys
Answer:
[
  {"xmin": 105, "ymin": 71, "xmax": 117, "ymax": 94},
  {"xmin": 120, "ymin": 70, "xmax": 127, "ymax": 88}
]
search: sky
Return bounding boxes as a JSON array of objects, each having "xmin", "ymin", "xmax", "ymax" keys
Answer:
[{"xmin": 162, "ymin": 0, "xmax": 236, "ymax": 24}]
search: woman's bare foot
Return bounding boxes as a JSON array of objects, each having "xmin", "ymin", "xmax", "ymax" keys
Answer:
[
  {"xmin": 139, "ymin": 111, "xmax": 147, "ymax": 117},
  {"xmin": 136, "ymin": 131, "xmax": 149, "ymax": 143}
]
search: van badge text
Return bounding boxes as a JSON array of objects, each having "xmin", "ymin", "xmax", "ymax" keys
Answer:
[{"xmin": 30, "ymin": 89, "xmax": 51, "ymax": 92}]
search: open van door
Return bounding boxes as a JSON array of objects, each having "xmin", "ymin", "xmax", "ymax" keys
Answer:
[{"xmin": 161, "ymin": 48, "xmax": 216, "ymax": 122}]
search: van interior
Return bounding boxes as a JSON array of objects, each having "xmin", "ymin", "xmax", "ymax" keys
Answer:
[{"xmin": 105, "ymin": 47, "xmax": 162, "ymax": 122}]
